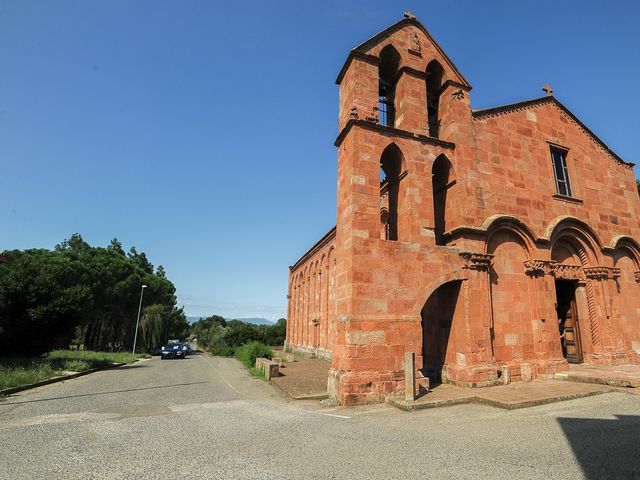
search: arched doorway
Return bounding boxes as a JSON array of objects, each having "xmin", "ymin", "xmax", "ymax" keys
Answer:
[
  {"xmin": 421, "ymin": 280, "xmax": 463, "ymax": 383},
  {"xmin": 551, "ymin": 239, "xmax": 584, "ymax": 363}
]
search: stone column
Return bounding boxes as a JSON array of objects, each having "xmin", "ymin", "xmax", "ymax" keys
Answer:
[
  {"xmin": 455, "ymin": 252, "xmax": 499, "ymax": 386},
  {"xmin": 584, "ymin": 267, "xmax": 626, "ymax": 361},
  {"xmin": 394, "ymin": 68, "xmax": 428, "ymax": 135}
]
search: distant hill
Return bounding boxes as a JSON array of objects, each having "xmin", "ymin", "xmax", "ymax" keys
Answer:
[
  {"xmin": 187, "ymin": 316, "xmax": 274, "ymax": 325},
  {"xmin": 236, "ymin": 317, "xmax": 275, "ymax": 325}
]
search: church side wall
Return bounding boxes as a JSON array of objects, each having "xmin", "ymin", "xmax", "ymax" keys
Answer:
[{"xmin": 286, "ymin": 232, "xmax": 337, "ymax": 359}]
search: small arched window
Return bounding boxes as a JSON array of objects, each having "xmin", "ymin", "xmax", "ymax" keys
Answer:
[
  {"xmin": 378, "ymin": 46, "xmax": 400, "ymax": 127},
  {"xmin": 426, "ymin": 60, "xmax": 445, "ymax": 138},
  {"xmin": 380, "ymin": 144, "xmax": 403, "ymax": 241}
]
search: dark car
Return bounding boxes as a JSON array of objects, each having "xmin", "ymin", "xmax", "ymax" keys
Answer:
[{"xmin": 160, "ymin": 343, "xmax": 188, "ymax": 360}]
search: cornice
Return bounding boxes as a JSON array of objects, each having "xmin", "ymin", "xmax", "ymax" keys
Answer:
[
  {"xmin": 289, "ymin": 226, "xmax": 337, "ymax": 273},
  {"xmin": 335, "ymin": 51, "xmax": 379, "ymax": 85},
  {"xmin": 335, "ymin": 119, "xmax": 456, "ymax": 149},
  {"xmin": 473, "ymin": 96, "xmax": 634, "ymax": 169}
]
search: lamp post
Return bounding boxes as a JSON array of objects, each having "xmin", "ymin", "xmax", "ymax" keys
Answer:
[{"xmin": 132, "ymin": 284, "xmax": 147, "ymax": 354}]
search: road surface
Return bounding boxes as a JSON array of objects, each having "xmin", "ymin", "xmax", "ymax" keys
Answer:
[{"xmin": 1, "ymin": 354, "xmax": 639, "ymax": 479}]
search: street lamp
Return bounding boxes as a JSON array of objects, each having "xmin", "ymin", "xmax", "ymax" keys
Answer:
[{"xmin": 132, "ymin": 284, "xmax": 147, "ymax": 354}]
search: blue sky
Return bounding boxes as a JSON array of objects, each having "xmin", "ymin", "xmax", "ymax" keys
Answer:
[{"xmin": 2, "ymin": 1, "xmax": 639, "ymax": 319}]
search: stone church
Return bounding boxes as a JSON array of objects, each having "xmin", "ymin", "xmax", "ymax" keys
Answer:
[{"xmin": 285, "ymin": 15, "xmax": 640, "ymax": 405}]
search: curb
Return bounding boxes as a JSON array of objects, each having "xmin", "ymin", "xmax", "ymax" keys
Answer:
[
  {"xmin": 553, "ymin": 372, "xmax": 638, "ymax": 388},
  {"xmin": 0, "ymin": 362, "xmax": 128, "ymax": 396}
]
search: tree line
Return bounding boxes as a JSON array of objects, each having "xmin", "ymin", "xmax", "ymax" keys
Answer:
[
  {"xmin": 190, "ymin": 315, "xmax": 286, "ymax": 356},
  {"xmin": 0, "ymin": 234, "xmax": 189, "ymax": 356}
]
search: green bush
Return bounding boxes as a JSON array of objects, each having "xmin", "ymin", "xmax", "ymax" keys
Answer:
[
  {"xmin": 209, "ymin": 345, "xmax": 235, "ymax": 357},
  {"xmin": 234, "ymin": 341, "xmax": 272, "ymax": 369}
]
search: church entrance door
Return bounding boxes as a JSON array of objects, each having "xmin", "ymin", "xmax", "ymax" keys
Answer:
[{"xmin": 555, "ymin": 280, "xmax": 583, "ymax": 363}]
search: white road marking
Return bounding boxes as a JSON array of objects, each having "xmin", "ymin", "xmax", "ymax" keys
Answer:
[{"xmin": 324, "ymin": 413, "xmax": 351, "ymax": 419}]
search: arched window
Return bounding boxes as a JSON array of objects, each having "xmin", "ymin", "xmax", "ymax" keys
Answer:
[
  {"xmin": 432, "ymin": 154, "xmax": 452, "ymax": 245},
  {"xmin": 378, "ymin": 46, "xmax": 400, "ymax": 127},
  {"xmin": 426, "ymin": 60, "xmax": 445, "ymax": 138},
  {"xmin": 380, "ymin": 144, "xmax": 403, "ymax": 241}
]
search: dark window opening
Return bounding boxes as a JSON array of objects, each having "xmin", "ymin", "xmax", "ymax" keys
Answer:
[
  {"xmin": 378, "ymin": 46, "xmax": 400, "ymax": 127},
  {"xmin": 380, "ymin": 144, "xmax": 403, "ymax": 241},
  {"xmin": 432, "ymin": 155, "xmax": 452, "ymax": 245},
  {"xmin": 378, "ymin": 80, "xmax": 395, "ymax": 127},
  {"xmin": 551, "ymin": 148, "xmax": 572, "ymax": 197},
  {"xmin": 426, "ymin": 60, "xmax": 445, "ymax": 138}
]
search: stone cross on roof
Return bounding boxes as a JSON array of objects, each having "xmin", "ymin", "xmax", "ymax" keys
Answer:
[
  {"xmin": 403, "ymin": 11, "xmax": 416, "ymax": 19},
  {"xmin": 542, "ymin": 84, "xmax": 554, "ymax": 96}
]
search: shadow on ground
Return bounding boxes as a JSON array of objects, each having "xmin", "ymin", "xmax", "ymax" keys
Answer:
[{"xmin": 558, "ymin": 415, "xmax": 640, "ymax": 479}]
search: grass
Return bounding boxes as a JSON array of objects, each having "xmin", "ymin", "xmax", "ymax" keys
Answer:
[{"xmin": 0, "ymin": 350, "xmax": 149, "ymax": 390}]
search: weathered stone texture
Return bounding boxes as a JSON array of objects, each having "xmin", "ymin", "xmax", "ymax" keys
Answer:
[{"xmin": 287, "ymin": 16, "xmax": 640, "ymax": 405}]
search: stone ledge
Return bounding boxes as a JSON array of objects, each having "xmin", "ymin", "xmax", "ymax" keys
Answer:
[
  {"xmin": 386, "ymin": 380, "xmax": 614, "ymax": 411},
  {"xmin": 553, "ymin": 372, "xmax": 639, "ymax": 388}
]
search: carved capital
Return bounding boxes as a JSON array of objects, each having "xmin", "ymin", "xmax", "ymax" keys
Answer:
[
  {"xmin": 524, "ymin": 259, "xmax": 556, "ymax": 277},
  {"xmin": 635, "ymin": 271, "xmax": 640, "ymax": 283},
  {"xmin": 584, "ymin": 267, "xmax": 610, "ymax": 281},
  {"xmin": 459, "ymin": 252, "xmax": 494, "ymax": 271},
  {"xmin": 553, "ymin": 264, "xmax": 583, "ymax": 281},
  {"xmin": 349, "ymin": 106, "xmax": 358, "ymax": 120},
  {"xmin": 451, "ymin": 89, "xmax": 465, "ymax": 101},
  {"xmin": 365, "ymin": 105, "xmax": 378, "ymax": 123}
]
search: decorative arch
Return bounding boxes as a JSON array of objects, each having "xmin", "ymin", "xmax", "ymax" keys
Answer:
[
  {"xmin": 380, "ymin": 143, "xmax": 405, "ymax": 241},
  {"xmin": 487, "ymin": 225, "xmax": 535, "ymax": 364},
  {"xmin": 482, "ymin": 214, "xmax": 537, "ymax": 256},
  {"xmin": 610, "ymin": 235, "xmax": 640, "ymax": 270},
  {"xmin": 547, "ymin": 217, "xmax": 602, "ymax": 267}
]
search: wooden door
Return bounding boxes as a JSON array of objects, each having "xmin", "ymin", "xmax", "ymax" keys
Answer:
[{"xmin": 564, "ymin": 299, "xmax": 583, "ymax": 363}]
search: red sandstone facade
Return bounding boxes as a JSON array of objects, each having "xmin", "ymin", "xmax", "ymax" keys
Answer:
[{"xmin": 286, "ymin": 16, "xmax": 640, "ymax": 405}]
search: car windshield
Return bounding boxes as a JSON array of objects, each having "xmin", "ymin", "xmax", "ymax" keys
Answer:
[{"xmin": 166, "ymin": 344, "xmax": 182, "ymax": 349}]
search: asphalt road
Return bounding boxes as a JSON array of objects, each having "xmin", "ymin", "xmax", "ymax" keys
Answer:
[{"xmin": 1, "ymin": 354, "xmax": 639, "ymax": 480}]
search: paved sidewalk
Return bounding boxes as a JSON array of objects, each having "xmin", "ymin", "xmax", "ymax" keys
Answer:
[
  {"xmin": 270, "ymin": 353, "xmax": 330, "ymax": 400},
  {"xmin": 266, "ymin": 350, "xmax": 638, "ymax": 409},
  {"xmin": 554, "ymin": 363, "xmax": 640, "ymax": 388},
  {"xmin": 388, "ymin": 379, "xmax": 613, "ymax": 411}
]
